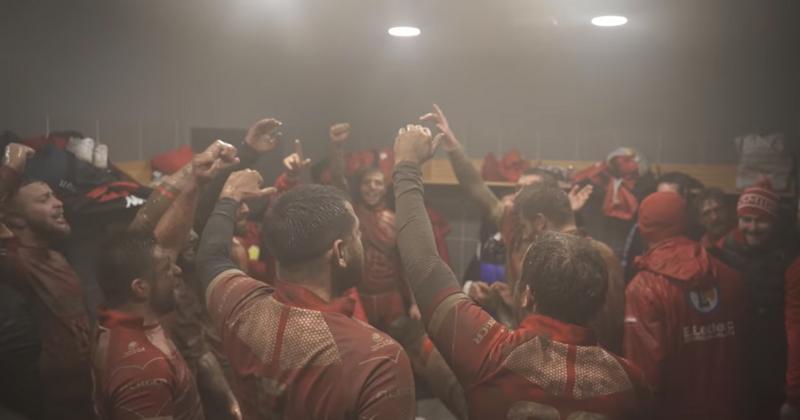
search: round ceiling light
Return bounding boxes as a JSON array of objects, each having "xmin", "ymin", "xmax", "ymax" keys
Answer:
[
  {"xmin": 591, "ymin": 16, "xmax": 628, "ymax": 27},
  {"xmin": 388, "ymin": 26, "xmax": 421, "ymax": 37}
]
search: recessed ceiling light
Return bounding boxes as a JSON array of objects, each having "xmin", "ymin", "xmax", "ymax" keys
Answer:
[
  {"xmin": 388, "ymin": 26, "xmax": 421, "ymax": 37},
  {"xmin": 591, "ymin": 16, "xmax": 628, "ymax": 27}
]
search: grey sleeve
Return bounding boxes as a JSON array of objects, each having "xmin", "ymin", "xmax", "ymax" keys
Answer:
[
  {"xmin": 393, "ymin": 161, "xmax": 460, "ymax": 316},
  {"xmin": 196, "ymin": 197, "xmax": 240, "ymax": 293}
]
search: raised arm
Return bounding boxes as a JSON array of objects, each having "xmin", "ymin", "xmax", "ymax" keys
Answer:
[
  {"xmin": 393, "ymin": 124, "xmax": 510, "ymax": 387},
  {"xmin": 152, "ymin": 140, "xmax": 238, "ymax": 254},
  {"xmin": 196, "ymin": 169, "xmax": 275, "ymax": 293},
  {"xmin": 194, "ymin": 118, "xmax": 282, "ymax": 233},
  {"xmin": 393, "ymin": 125, "xmax": 459, "ymax": 314},
  {"xmin": 0, "ymin": 143, "xmax": 35, "ymax": 205},
  {"xmin": 130, "ymin": 140, "xmax": 236, "ymax": 233},
  {"xmin": 328, "ymin": 123, "xmax": 351, "ymax": 192},
  {"xmin": 421, "ymin": 105, "xmax": 504, "ymax": 225}
]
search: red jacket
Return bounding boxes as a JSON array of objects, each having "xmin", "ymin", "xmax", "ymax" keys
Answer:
[
  {"xmin": 786, "ymin": 257, "xmax": 800, "ymax": 407},
  {"xmin": 624, "ymin": 236, "xmax": 747, "ymax": 420}
]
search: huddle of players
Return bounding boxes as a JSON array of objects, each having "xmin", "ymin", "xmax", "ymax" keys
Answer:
[{"xmin": 1, "ymin": 104, "xmax": 796, "ymax": 420}]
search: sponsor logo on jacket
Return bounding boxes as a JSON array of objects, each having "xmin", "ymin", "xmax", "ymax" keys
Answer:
[{"xmin": 683, "ymin": 321, "xmax": 736, "ymax": 343}]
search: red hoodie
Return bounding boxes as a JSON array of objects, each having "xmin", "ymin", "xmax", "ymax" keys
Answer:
[{"xmin": 624, "ymin": 236, "xmax": 747, "ymax": 420}]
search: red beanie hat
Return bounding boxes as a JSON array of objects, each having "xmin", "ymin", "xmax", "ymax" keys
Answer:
[
  {"xmin": 638, "ymin": 191, "xmax": 688, "ymax": 244},
  {"xmin": 737, "ymin": 179, "xmax": 779, "ymax": 222}
]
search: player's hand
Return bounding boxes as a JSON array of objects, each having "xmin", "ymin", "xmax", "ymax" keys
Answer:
[
  {"xmin": 193, "ymin": 140, "xmax": 239, "ymax": 183},
  {"xmin": 568, "ymin": 184, "xmax": 593, "ymax": 212},
  {"xmin": 329, "ymin": 123, "xmax": 351, "ymax": 145},
  {"xmin": 408, "ymin": 304, "xmax": 422, "ymax": 321},
  {"xmin": 394, "ymin": 124, "xmax": 440, "ymax": 165},
  {"xmin": 3, "ymin": 143, "xmax": 35, "ymax": 173},
  {"xmin": 490, "ymin": 282, "xmax": 514, "ymax": 308},
  {"xmin": 420, "ymin": 104, "xmax": 460, "ymax": 151},
  {"xmin": 467, "ymin": 281, "xmax": 492, "ymax": 306},
  {"xmin": 282, "ymin": 139, "xmax": 311, "ymax": 178},
  {"xmin": 244, "ymin": 118, "xmax": 282, "ymax": 153},
  {"xmin": 220, "ymin": 169, "xmax": 276, "ymax": 202}
]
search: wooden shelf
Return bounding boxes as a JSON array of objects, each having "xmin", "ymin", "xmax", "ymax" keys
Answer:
[
  {"xmin": 115, "ymin": 158, "xmax": 744, "ymax": 195},
  {"xmin": 115, "ymin": 160, "xmax": 153, "ymax": 185},
  {"xmin": 420, "ymin": 158, "xmax": 741, "ymax": 193}
]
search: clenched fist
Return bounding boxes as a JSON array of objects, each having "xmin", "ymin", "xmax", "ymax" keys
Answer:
[
  {"xmin": 329, "ymin": 123, "xmax": 351, "ymax": 145},
  {"xmin": 393, "ymin": 124, "xmax": 441, "ymax": 165},
  {"xmin": 245, "ymin": 118, "xmax": 282, "ymax": 153},
  {"xmin": 3, "ymin": 143, "xmax": 35, "ymax": 173}
]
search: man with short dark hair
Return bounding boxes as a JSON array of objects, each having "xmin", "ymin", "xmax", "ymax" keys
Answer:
[
  {"xmin": 91, "ymin": 142, "xmax": 238, "ymax": 420},
  {"xmin": 392, "ymin": 124, "xmax": 645, "ymax": 419},
  {"xmin": 694, "ymin": 187, "xmax": 735, "ymax": 249},
  {"xmin": 624, "ymin": 191, "xmax": 747, "ymax": 420},
  {"xmin": 421, "ymin": 105, "xmax": 622, "ymax": 352},
  {"xmin": 197, "ymin": 170, "xmax": 415, "ymax": 419},
  {"xmin": 93, "ymin": 231, "xmax": 205, "ymax": 420},
  {"xmin": 0, "ymin": 142, "xmax": 94, "ymax": 419}
]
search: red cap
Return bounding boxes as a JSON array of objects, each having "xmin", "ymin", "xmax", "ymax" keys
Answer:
[
  {"xmin": 638, "ymin": 191, "xmax": 688, "ymax": 244},
  {"xmin": 737, "ymin": 179, "xmax": 779, "ymax": 222}
]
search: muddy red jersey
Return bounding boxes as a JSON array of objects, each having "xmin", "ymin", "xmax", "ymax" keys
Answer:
[
  {"xmin": 426, "ymin": 291, "xmax": 645, "ymax": 419},
  {"xmin": 624, "ymin": 236, "xmax": 747, "ymax": 420},
  {"xmin": 92, "ymin": 308, "xmax": 204, "ymax": 420},
  {"xmin": 205, "ymin": 269, "xmax": 416, "ymax": 420}
]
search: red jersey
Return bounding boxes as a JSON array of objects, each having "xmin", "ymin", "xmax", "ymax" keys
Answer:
[
  {"xmin": 624, "ymin": 236, "xmax": 747, "ymax": 420},
  {"xmin": 355, "ymin": 205, "xmax": 405, "ymax": 295},
  {"xmin": 355, "ymin": 204, "xmax": 413, "ymax": 330},
  {"xmin": 205, "ymin": 269, "xmax": 416, "ymax": 420},
  {"xmin": 0, "ymin": 237, "xmax": 94, "ymax": 419},
  {"xmin": 92, "ymin": 308, "xmax": 204, "ymax": 420},
  {"xmin": 786, "ymin": 257, "xmax": 800, "ymax": 407},
  {"xmin": 425, "ymin": 291, "xmax": 645, "ymax": 419}
]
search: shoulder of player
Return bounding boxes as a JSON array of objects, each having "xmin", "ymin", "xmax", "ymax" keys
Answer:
[
  {"xmin": 588, "ymin": 238, "xmax": 617, "ymax": 261},
  {"xmin": 624, "ymin": 270, "xmax": 672, "ymax": 299},
  {"xmin": 327, "ymin": 314, "xmax": 405, "ymax": 358},
  {"xmin": 206, "ymin": 270, "xmax": 272, "ymax": 309},
  {"xmin": 102, "ymin": 325, "xmax": 173, "ymax": 371}
]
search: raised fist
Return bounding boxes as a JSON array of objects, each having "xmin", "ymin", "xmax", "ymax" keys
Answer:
[
  {"xmin": 193, "ymin": 140, "xmax": 239, "ymax": 183},
  {"xmin": 3, "ymin": 143, "xmax": 35, "ymax": 173},
  {"xmin": 394, "ymin": 124, "xmax": 440, "ymax": 165},
  {"xmin": 244, "ymin": 118, "xmax": 282, "ymax": 153},
  {"xmin": 329, "ymin": 123, "xmax": 351, "ymax": 145}
]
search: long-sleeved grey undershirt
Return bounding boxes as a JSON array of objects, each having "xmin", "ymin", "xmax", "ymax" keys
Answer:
[
  {"xmin": 447, "ymin": 146, "xmax": 505, "ymax": 226},
  {"xmin": 393, "ymin": 161, "xmax": 460, "ymax": 317},
  {"xmin": 196, "ymin": 197, "xmax": 241, "ymax": 293}
]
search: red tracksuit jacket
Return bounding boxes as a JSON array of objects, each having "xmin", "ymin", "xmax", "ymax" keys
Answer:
[{"xmin": 624, "ymin": 236, "xmax": 747, "ymax": 420}]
